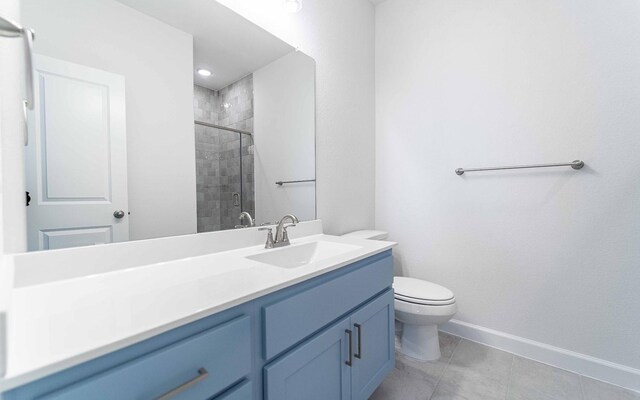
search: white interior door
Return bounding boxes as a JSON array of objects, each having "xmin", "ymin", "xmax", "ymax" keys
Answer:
[{"xmin": 25, "ymin": 55, "xmax": 129, "ymax": 251}]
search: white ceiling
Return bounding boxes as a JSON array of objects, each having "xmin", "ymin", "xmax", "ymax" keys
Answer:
[
  {"xmin": 369, "ymin": 0, "xmax": 389, "ymax": 5},
  {"xmin": 117, "ymin": 0, "xmax": 294, "ymax": 90}
]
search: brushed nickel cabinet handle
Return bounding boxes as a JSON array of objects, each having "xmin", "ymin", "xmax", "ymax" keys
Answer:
[
  {"xmin": 354, "ymin": 323, "xmax": 362, "ymax": 359},
  {"xmin": 345, "ymin": 329, "xmax": 353, "ymax": 367},
  {"xmin": 155, "ymin": 367, "xmax": 209, "ymax": 400}
]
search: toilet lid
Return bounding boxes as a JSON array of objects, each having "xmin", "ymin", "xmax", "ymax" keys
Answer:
[
  {"xmin": 393, "ymin": 277, "xmax": 455, "ymax": 304},
  {"xmin": 394, "ymin": 293, "xmax": 456, "ymax": 306}
]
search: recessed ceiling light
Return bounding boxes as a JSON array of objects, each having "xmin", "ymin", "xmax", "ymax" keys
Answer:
[
  {"xmin": 197, "ymin": 68, "xmax": 212, "ymax": 77},
  {"xmin": 283, "ymin": 0, "xmax": 302, "ymax": 13}
]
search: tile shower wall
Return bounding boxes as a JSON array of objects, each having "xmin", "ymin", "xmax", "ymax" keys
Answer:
[
  {"xmin": 194, "ymin": 75, "xmax": 254, "ymax": 233},
  {"xmin": 194, "ymin": 85, "xmax": 222, "ymax": 232},
  {"xmin": 218, "ymin": 75, "xmax": 254, "ymax": 230}
]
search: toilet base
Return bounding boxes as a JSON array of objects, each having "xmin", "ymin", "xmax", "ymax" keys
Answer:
[{"xmin": 399, "ymin": 323, "xmax": 441, "ymax": 361}]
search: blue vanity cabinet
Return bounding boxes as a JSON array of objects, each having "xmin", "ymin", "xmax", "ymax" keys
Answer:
[
  {"xmin": 263, "ymin": 289, "xmax": 395, "ymax": 400},
  {"xmin": 36, "ymin": 316, "xmax": 252, "ymax": 400},
  {"xmin": 349, "ymin": 290, "xmax": 394, "ymax": 400},
  {"xmin": 215, "ymin": 380, "xmax": 252, "ymax": 400},
  {"xmin": 262, "ymin": 253, "xmax": 393, "ymax": 360},
  {"xmin": 263, "ymin": 317, "xmax": 352, "ymax": 400},
  {"xmin": 4, "ymin": 251, "xmax": 394, "ymax": 400}
]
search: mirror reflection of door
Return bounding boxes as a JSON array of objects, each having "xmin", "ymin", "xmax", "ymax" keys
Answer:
[
  {"xmin": 20, "ymin": 0, "xmax": 317, "ymax": 252},
  {"xmin": 25, "ymin": 55, "xmax": 129, "ymax": 251}
]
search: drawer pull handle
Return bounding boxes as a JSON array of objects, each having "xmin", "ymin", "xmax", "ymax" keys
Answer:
[
  {"xmin": 345, "ymin": 329, "xmax": 353, "ymax": 367},
  {"xmin": 155, "ymin": 367, "xmax": 209, "ymax": 400},
  {"xmin": 354, "ymin": 323, "xmax": 362, "ymax": 359}
]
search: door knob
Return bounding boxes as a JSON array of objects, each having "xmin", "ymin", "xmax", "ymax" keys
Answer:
[{"xmin": 113, "ymin": 210, "xmax": 125, "ymax": 219}]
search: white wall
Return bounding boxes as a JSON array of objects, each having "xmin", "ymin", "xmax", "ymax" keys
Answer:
[
  {"xmin": 216, "ymin": 0, "xmax": 376, "ymax": 235},
  {"xmin": 0, "ymin": 0, "xmax": 23, "ymax": 377},
  {"xmin": 22, "ymin": 0, "xmax": 197, "ymax": 241},
  {"xmin": 376, "ymin": 0, "xmax": 640, "ymax": 376},
  {"xmin": 0, "ymin": 1, "xmax": 27, "ymax": 256},
  {"xmin": 254, "ymin": 51, "xmax": 316, "ymax": 224}
]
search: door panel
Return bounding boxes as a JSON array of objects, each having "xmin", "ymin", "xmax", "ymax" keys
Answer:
[
  {"xmin": 26, "ymin": 55, "xmax": 128, "ymax": 251},
  {"xmin": 350, "ymin": 289, "xmax": 395, "ymax": 400},
  {"xmin": 264, "ymin": 317, "xmax": 351, "ymax": 400},
  {"xmin": 40, "ymin": 226, "xmax": 113, "ymax": 250},
  {"xmin": 40, "ymin": 74, "xmax": 111, "ymax": 201}
]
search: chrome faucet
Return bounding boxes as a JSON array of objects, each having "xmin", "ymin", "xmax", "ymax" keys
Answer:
[
  {"xmin": 258, "ymin": 227, "xmax": 275, "ymax": 249},
  {"xmin": 237, "ymin": 212, "xmax": 255, "ymax": 228},
  {"xmin": 275, "ymin": 214, "xmax": 299, "ymax": 245},
  {"xmin": 258, "ymin": 214, "xmax": 298, "ymax": 249}
]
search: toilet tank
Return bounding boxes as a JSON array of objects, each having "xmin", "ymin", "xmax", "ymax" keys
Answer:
[{"xmin": 342, "ymin": 230, "xmax": 388, "ymax": 240}]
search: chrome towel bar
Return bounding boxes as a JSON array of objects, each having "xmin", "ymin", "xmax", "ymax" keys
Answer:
[
  {"xmin": 194, "ymin": 120, "xmax": 252, "ymax": 135},
  {"xmin": 455, "ymin": 160, "xmax": 584, "ymax": 175},
  {"xmin": 276, "ymin": 179, "xmax": 316, "ymax": 186}
]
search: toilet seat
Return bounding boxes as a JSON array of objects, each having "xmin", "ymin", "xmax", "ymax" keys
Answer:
[
  {"xmin": 394, "ymin": 293, "xmax": 456, "ymax": 306},
  {"xmin": 393, "ymin": 277, "xmax": 455, "ymax": 306}
]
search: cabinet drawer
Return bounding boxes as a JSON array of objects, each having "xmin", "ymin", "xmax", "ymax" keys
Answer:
[
  {"xmin": 215, "ymin": 380, "xmax": 252, "ymax": 400},
  {"xmin": 39, "ymin": 316, "xmax": 251, "ymax": 400},
  {"xmin": 263, "ymin": 253, "xmax": 392, "ymax": 360}
]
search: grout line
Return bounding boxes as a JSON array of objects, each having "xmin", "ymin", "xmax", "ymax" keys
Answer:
[
  {"xmin": 579, "ymin": 375, "xmax": 587, "ymax": 400},
  {"xmin": 428, "ymin": 337, "xmax": 461, "ymax": 400},
  {"xmin": 505, "ymin": 353, "xmax": 516, "ymax": 400},
  {"xmin": 434, "ymin": 332, "xmax": 638, "ymax": 399}
]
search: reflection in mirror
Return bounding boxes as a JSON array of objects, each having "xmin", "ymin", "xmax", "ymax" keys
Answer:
[{"xmin": 21, "ymin": 0, "xmax": 316, "ymax": 251}]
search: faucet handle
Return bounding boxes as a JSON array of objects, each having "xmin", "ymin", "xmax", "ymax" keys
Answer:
[
  {"xmin": 258, "ymin": 227, "xmax": 275, "ymax": 249},
  {"xmin": 282, "ymin": 223, "xmax": 296, "ymax": 242}
]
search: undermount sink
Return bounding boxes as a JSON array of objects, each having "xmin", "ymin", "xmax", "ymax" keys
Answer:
[{"xmin": 246, "ymin": 241, "xmax": 362, "ymax": 268}]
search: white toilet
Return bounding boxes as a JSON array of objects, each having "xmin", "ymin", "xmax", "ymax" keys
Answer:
[{"xmin": 343, "ymin": 230, "xmax": 458, "ymax": 361}]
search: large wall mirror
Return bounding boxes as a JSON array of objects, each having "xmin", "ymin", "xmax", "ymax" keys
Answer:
[{"xmin": 21, "ymin": 0, "xmax": 316, "ymax": 251}]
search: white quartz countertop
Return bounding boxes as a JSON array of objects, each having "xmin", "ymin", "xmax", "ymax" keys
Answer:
[{"xmin": 0, "ymin": 232, "xmax": 395, "ymax": 391}]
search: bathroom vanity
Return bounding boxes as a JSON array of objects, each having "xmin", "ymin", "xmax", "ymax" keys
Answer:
[
  {"xmin": 0, "ymin": 0, "xmax": 396, "ymax": 398},
  {"xmin": 0, "ymin": 222, "xmax": 396, "ymax": 399}
]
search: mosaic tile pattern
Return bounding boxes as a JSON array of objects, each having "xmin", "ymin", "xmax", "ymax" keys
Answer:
[{"xmin": 194, "ymin": 76, "xmax": 255, "ymax": 233}]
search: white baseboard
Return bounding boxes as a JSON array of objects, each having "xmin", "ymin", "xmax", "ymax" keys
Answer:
[{"xmin": 440, "ymin": 319, "xmax": 640, "ymax": 393}]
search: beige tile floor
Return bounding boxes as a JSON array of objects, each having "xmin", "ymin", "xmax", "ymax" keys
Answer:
[{"xmin": 370, "ymin": 333, "xmax": 640, "ymax": 400}]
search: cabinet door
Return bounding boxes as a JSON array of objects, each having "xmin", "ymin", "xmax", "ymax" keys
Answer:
[
  {"xmin": 264, "ymin": 318, "xmax": 351, "ymax": 400},
  {"xmin": 350, "ymin": 289, "xmax": 395, "ymax": 400}
]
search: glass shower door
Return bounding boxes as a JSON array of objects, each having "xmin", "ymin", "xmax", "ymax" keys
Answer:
[{"xmin": 195, "ymin": 124, "xmax": 253, "ymax": 232}]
